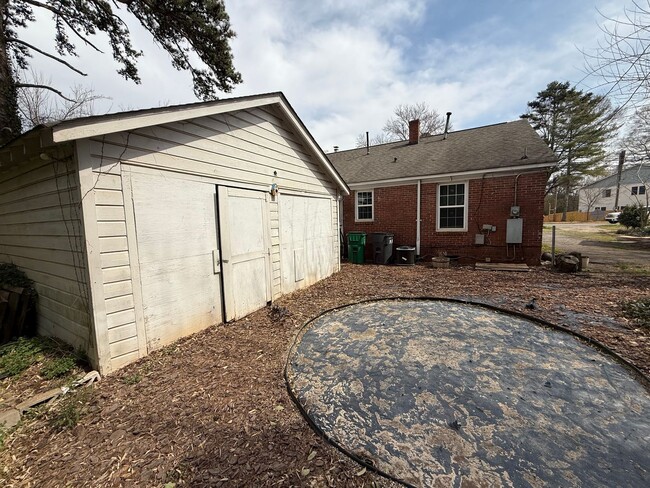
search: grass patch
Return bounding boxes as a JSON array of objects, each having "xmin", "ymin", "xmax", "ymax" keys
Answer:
[
  {"xmin": 48, "ymin": 388, "xmax": 93, "ymax": 431},
  {"xmin": 541, "ymin": 243, "xmax": 564, "ymax": 254},
  {"xmin": 122, "ymin": 373, "xmax": 142, "ymax": 385},
  {"xmin": 621, "ymin": 297, "xmax": 650, "ymax": 327},
  {"xmin": 617, "ymin": 263, "xmax": 650, "ymax": 275},
  {"xmin": 0, "ymin": 337, "xmax": 86, "ymax": 380},
  {"xmin": 559, "ymin": 229, "xmax": 619, "ymax": 242},
  {"xmin": 41, "ymin": 356, "xmax": 78, "ymax": 380}
]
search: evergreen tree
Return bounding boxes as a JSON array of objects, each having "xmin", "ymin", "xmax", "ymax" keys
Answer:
[
  {"xmin": 522, "ymin": 81, "xmax": 618, "ymax": 221},
  {"xmin": 0, "ymin": 0, "xmax": 242, "ymax": 144}
]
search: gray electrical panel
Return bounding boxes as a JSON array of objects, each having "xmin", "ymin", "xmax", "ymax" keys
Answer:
[{"xmin": 506, "ymin": 218, "xmax": 523, "ymax": 244}]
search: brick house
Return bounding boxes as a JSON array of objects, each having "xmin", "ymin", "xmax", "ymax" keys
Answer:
[{"xmin": 328, "ymin": 119, "xmax": 556, "ymax": 265}]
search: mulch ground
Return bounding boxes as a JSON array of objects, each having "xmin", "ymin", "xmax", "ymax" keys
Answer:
[{"xmin": 1, "ymin": 264, "xmax": 649, "ymax": 487}]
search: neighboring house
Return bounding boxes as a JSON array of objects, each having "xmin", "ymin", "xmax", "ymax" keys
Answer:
[
  {"xmin": 0, "ymin": 93, "xmax": 348, "ymax": 374},
  {"xmin": 578, "ymin": 164, "xmax": 650, "ymax": 212},
  {"xmin": 328, "ymin": 119, "xmax": 556, "ymax": 265}
]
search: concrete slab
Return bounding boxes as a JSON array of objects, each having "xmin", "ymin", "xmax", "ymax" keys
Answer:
[{"xmin": 287, "ymin": 299, "xmax": 650, "ymax": 487}]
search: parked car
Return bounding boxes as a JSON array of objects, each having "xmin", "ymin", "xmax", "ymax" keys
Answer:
[{"xmin": 605, "ymin": 211, "xmax": 621, "ymax": 223}]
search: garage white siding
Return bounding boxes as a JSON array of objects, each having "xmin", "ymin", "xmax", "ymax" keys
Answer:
[
  {"xmin": 85, "ymin": 105, "xmax": 338, "ymax": 309},
  {"xmin": 92, "ymin": 162, "xmax": 143, "ymax": 370},
  {"xmin": 279, "ymin": 195, "xmax": 337, "ymax": 294},
  {"xmin": 0, "ymin": 154, "xmax": 92, "ymax": 351},
  {"xmin": 86, "ymin": 106, "xmax": 337, "ymax": 196}
]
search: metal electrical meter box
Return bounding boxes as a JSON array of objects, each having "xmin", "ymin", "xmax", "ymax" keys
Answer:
[{"xmin": 506, "ymin": 219, "xmax": 523, "ymax": 244}]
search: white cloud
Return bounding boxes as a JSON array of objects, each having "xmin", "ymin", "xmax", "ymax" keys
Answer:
[{"xmin": 17, "ymin": 0, "xmax": 625, "ymax": 151}]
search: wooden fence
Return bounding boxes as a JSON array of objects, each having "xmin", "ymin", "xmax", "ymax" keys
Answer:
[{"xmin": 544, "ymin": 210, "xmax": 606, "ymax": 222}]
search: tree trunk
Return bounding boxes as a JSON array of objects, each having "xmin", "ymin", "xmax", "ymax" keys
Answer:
[{"xmin": 0, "ymin": 0, "xmax": 22, "ymax": 145}]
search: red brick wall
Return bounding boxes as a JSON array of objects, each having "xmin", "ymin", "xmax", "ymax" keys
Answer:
[{"xmin": 342, "ymin": 172, "xmax": 548, "ymax": 265}]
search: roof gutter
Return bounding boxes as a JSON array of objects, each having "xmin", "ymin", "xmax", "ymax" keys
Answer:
[{"xmin": 346, "ymin": 160, "xmax": 557, "ymax": 188}]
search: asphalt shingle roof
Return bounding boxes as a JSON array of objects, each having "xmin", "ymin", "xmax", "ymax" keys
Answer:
[
  {"xmin": 582, "ymin": 164, "xmax": 650, "ymax": 188},
  {"xmin": 328, "ymin": 119, "xmax": 557, "ymax": 184}
]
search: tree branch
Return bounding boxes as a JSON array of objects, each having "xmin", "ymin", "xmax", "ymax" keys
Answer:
[
  {"xmin": 8, "ymin": 38, "xmax": 87, "ymax": 76},
  {"xmin": 16, "ymin": 84, "xmax": 75, "ymax": 103}
]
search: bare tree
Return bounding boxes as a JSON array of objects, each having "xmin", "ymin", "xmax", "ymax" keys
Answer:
[
  {"xmin": 353, "ymin": 102, "xmax": 450, "ymax": 149},
  {"xmin": 585, "ymin": 1, "xmax": 650, "ymax": 109},
  {"xmin": 383, "ymin": 102, "xmax": 449, "ymax": 140},
  {"xmin": 579, "ymin": 185, "xmax": 603, "ymax": 220},
  {"xmin": 624, "ymin": 104, "xmax": 650, "ymax": 162},
  {"xmin": 619, "ymin": 107, "xmax": 650, "ymax": 225},
  {"xmin": 354, "ymin": 131, "xmax": 392, "ymax": 148},
  {"xmin": 0, "ymin": 0, "xmax": 241, "ymax": 143},
  {"xmin": 17, "ymin": 71, "xmax": 109, "ymax": 128}
]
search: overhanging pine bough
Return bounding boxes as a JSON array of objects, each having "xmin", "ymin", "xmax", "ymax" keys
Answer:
[{"xmin": 0, "ymin": 0, "xmax": 242, "ymax": 143}]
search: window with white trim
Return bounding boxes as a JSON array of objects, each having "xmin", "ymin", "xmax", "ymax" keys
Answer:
[
  {"xmin": 632, "ymin": 185, "xmax": 646, "ymax": 195},
  {"xmin": 355, "ymin": 190, "xmax": 374, "ymax": 221},
  {"xmin": 437, "ymin": 183, "xmax": 467, "ymax": 230}
]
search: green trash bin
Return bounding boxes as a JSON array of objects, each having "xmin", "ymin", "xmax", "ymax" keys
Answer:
[{"xmin": 347, "ymin": 232, "xmax": 367, "ymax": 264}]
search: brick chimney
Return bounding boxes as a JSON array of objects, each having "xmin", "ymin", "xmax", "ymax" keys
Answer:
[{"xmin": 408, "ymin": 119, "xmax": 420, "ymax": 145}]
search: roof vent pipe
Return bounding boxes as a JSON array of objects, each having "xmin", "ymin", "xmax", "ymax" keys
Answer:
[
  {"xmin": 366, "ymin": 131, "xmax": 370, "ymax": 155},
  {"xmin": 443, "ymin": 112, "xmax": 452, "ymax": 140}
]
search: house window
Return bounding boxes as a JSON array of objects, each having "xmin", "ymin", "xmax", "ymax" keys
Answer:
[
  {"xmin": 632, "ymin": 185, "xmax": 646, "ymax": 195},
  {"xmin": 603, "ymin": 189, "xmax": 612, "ymax": 198},
  {"xmin": 437, "ymin": 183, "xmax": 467, "ymax": 231},
  {"xmin": 355, "ymin": 190, "xmax": 374, "ymax": 221},
  {"xmin": 595, "ymin": 206, "xmax": 606, "ymax": 211}
]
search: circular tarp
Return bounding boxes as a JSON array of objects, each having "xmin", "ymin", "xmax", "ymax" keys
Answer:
[{"xmin": 286, "ymin": 299, "xmax": 650, "ymax": 487}]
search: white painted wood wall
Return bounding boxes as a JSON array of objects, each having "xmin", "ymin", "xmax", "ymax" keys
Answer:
[
  {"xmin": 0, "ymin": 150, "xmax": 92, "ymax": 354},
  {"xmin": 76, "ymin": 105, "xmax": 340, "ymax": 372}
]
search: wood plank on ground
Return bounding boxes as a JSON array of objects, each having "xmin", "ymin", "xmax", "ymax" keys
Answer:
[{"xmin": 475, "ymin": 263, "xmax": 530, "ymax": 272}]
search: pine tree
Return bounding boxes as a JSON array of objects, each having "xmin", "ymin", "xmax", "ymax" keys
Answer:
[
  {"xmin": 522, "ymin": 81, "xmax": 619, "ymax": 221},
  {"xmin": 0, "ymin": 0, "xmax": 242, "ymax": 144}
]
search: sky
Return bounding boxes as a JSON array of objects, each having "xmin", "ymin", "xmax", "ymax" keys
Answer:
[{"xmin": 20, "ymin": 0, "xmax": 625, "ymax": 151}]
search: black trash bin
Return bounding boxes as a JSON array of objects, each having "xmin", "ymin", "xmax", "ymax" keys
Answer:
[
  {"xmin": 395, "ymin": 246, "xmax": 416, "ymax": 265},
  {"xmin": 369, "ymin": 232, "xmax": 394, "ymax": 264}
]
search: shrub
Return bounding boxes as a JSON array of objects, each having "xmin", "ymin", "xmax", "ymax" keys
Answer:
[
  {"xmin": 41, "ymin": 356, "xmax": 77, "ymax": 379},
  {"xmin": 0, "ymin": 337, "xmax": 45, "ymax": 378},
  {"xmin": 618, "ymin": 204, "xmax": 649, "ymax": 228}
]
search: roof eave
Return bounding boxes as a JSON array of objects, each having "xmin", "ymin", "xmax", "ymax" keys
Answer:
[
  {"xmin": 51, "ymin": 93, "xmax": 284, "ymax": 143},
  {"xmin": 345, "ymin": 160, "xmax": 556, "ymax": 187}
]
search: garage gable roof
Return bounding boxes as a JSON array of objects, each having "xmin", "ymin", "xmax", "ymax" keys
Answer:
[
  {"xmin": 328, "ymin": 119, "xmax": 557, "ymax": 186},
  {"xmin": 1, "ymin": 92, "xmax": 349, "ymax": 195}
]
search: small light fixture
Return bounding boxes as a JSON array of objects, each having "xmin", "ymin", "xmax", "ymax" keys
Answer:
[{"xmin": 270, "ymin": 183, "xmax": 279, "ymax": 197}]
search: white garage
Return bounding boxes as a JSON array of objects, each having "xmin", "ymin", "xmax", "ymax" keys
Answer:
[{"xmin": 0, "ymin": 93, "xmax": 349, "ymax": 374}]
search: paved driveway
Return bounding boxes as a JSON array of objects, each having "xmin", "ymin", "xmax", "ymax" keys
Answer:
[{"xmin": 287, "ymin": 299, "xmax": 650, "ymax": 487}]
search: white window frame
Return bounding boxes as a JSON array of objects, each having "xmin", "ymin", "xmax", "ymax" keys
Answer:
[
  {"xmin": 355, "ymin": 189, "xmax": 374, "ymax": 222},
  {"xmin": 436, "ymin": 182, "xmax": 468, "ymax": 232}
]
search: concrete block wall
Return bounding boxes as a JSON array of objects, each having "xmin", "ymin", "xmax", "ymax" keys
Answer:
[{"xmin": 342, "ymin": 171, "xmax": 547, "ymax": 265}]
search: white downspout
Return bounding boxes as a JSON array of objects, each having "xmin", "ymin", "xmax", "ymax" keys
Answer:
[{"xmin": 416, "ymin": 179, "xmax": 421, "ymax": 255}]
